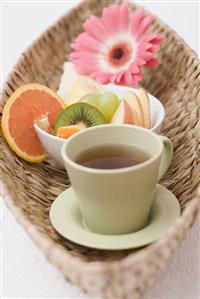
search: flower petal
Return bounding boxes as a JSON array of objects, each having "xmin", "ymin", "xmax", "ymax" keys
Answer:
[
  {"xmin": 119, "ymin": 3, "xmax": 129, "ymax": 31},
  {"xmin": 120, "ymin": 72, "xmax": 138, "ymax": 87},
  {"xmin": 130, "ymin": 8, "xmax": 155, "ymax": 39},
  {"xmin": 134, "ymin": 71, "xmax": 143, "ymax": 81},
  {"xmin": 139, "ymin": 34, "xmax": 164, "ymax": 45},
  {"xmin": 124, "ymin": 72, "xmax": 134, "ymax": 85},
  {"xmin": 70, "ymin": 50, "xmax": 99, "ymax": 67},
  {"xmin": 128, "ymin": 62, "xmax": 140, "ymax": 74},
  {"xmin": 145, "ymin": 58, "xmax": 160, "ymax": 66},
  {"xmin": 135, "ymin": 57, "xmax": 146, "ymax": 66},
  {"xmin": 83, "ymin": 16, "xmax": 108, "ymax": 42},
  {"xmin": 116, "ymin": 71, "xmax": 125, "ymax": 83},
  {"xmin": 139, "ymin": 51, "xmax": 154, "ymax": 61},
  {"xmin": 128, "ymin": 63, "xmax": 143, "ymax": 82},
  {"xmin": 148, "ymin": 44, "xmax": 159, "ymax": 53},
  {"xmin": 136, "ymin": 33, "xmax": 163, "ymax": 66},
  {"xmin": 137, "ymin": 42, "xmax": 152, "ymax": 51},
  {"xmin": 70, "ymin": 50, "xmax": 100, "ymax": 75},
  {"xmin": 91, "ymin": 71, "xmax": 113, "ymax": 84},
  {"xmin": 102, "ymin": 5, "xmax": 119, "ymax": 35},
  {"xmin": 73, "ymin": 32, "xmax": 102, "ymax": 52},
  {"xmin": 70, "ymin": 49, "xmax": 97, "ymax": 59},
  {"xmin": 135, "ymin": 15, "xmax": 155, "ymax": 38},
  {"xmin": 107, "ymin": 5, "xmax": 121, "ymax": 32},
  {"xmin": 129, "ymin": 8, "xmax": 145, "ymax": 35},
  {"xmin": 72, "ymin": 60, "xmax": 99, "ymax": 75},
  {"xmin": 138, "ymin": 42, "xmax": 160, "ymax": 53}
]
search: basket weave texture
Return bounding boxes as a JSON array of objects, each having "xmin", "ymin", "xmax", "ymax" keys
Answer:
[{"xmin": 1, "ymin": 1, "xmax": 200, "ymax": 298}]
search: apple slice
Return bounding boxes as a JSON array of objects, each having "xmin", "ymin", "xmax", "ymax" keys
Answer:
[
  {"xmin": 57, "ymin": 62, "xmax": 79, "ymax": 101},
  {"xmin": 111, "ymin": 100, "xmax": 134, "ymax": 124},
  {"xmin": 124, "ymin": 91, "xmax": 145, "ymax": 127},
  {"xmin": 61, "ymin": 76, "xmax": 105, "ymax": 105},
  {"xmin": 35, "ymin": 116, "xmax": 53, "ymax": 134},
  {"xmin": 131, "ymin": 106, "xmax": 140, "ymax": 126},
  {"xmin": 137, "ymin": 88, "xmax": 151, "ymax": 129}
]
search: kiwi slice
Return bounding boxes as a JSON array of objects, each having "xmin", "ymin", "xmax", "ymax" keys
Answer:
[{"xmin": 54, "ymin": 102, "xmax": 106, "ymax": 135}]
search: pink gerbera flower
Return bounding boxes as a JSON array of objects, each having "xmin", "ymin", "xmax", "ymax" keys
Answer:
[{"xmin": 70, "ymin": 3, "xmax": 163, "ymax": 87}]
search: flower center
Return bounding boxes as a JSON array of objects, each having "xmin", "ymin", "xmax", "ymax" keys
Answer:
[
  {"xmin": 113, "ymin": 48, "xmax": 124, "ymax": 60},
  {"xmin": 108, "ymin": 42, "xmax": 132, "ymax": 68}
]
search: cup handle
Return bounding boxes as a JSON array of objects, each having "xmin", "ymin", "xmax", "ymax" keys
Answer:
[{"xmin": 158, "ymin": 136, "xmax": 173, "ymax": 181}]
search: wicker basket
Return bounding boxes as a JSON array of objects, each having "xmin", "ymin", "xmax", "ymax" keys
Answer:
[{"xmin": 1, "ymin": 1, "xmax": 200, "ymax": 298}]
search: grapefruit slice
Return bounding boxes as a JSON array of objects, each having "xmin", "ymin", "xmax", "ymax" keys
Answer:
[{"xmin": 1, "ymin": 83, "xmax": 64, "ymax": 162}]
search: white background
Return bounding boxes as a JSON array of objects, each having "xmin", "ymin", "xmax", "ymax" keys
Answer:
[{"xmin": 1, "ymin": 1, "xmax": 200, "ymax": 298}]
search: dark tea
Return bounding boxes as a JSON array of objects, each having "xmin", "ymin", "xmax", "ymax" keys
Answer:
[{"xmin": 76, "ymin": 144, "xmax": 150, "ymax": 170}]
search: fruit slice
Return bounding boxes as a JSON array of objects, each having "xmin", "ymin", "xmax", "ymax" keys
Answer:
[
  {"xmin": 61, "ymin": 76, "xmax": 105, "ymax": 105},
  {"xmin": 54, "ymin": 102, "xmax": 106, "ymax": 134},
  {"xmin": 35, "ymin": 116, "xmax": 54, "ymax": 134},
  {"xmin": 57, "ymin": 62, "xmax": 79, "ymax": 99},
  {"xmin": 1, "ymin": 83, "xmax": 64, "ymax": 162},
  {"xmin": 129, "ymin": 106, "xmax": 140, "ymax": 126},
  {"xmin": 80, "ymin": 92, "xmax": 120, "ymax": 123},
  {"xmin": 137, "ymin": 88, "xmax": 151, "ymax": 128},
  {"xmin": 57, "ymin": 125, "xmax": 82, "ymax": 139},
  {"xmin": 124, "ymin": 91, "xmax": 145, "ymax": 127},
  {"xmin": 111, "ymin": 100, "xmax": 134, "ymax": 124}
]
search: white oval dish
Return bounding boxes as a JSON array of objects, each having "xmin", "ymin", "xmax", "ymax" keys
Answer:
[{"xmin": 35, "ymin": 85, "xmax": 165, "ymax": 168}]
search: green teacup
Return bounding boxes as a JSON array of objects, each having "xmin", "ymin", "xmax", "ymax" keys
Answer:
[{"xmin": 61, "ymin": 125, "xmax": 173, "ymax": 235}]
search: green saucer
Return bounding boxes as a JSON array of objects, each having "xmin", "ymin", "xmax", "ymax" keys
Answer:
[{"xmin": 49, "ymin": 185, "xmax": 180, "ymax": 250}]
